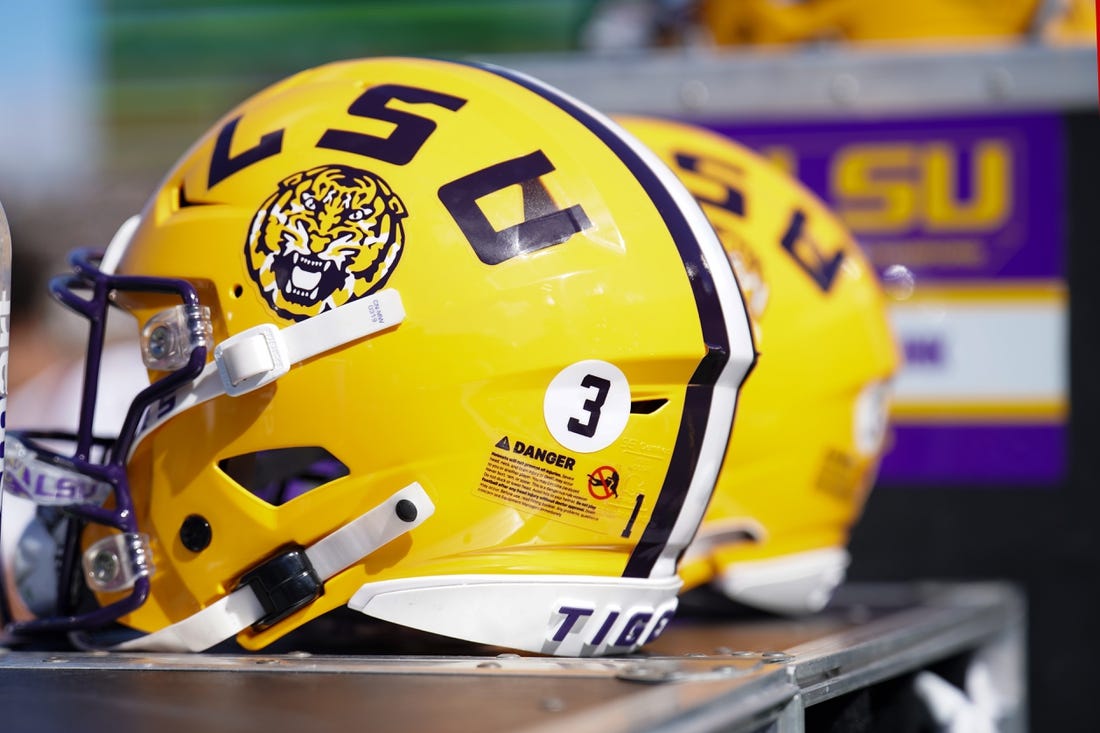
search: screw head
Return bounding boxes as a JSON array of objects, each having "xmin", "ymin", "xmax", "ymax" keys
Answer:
[
  {"xmin": 90, "ymin": 550, "xmax": 120, "ymax": 583},
  {"xmin": 147, "ymin": 325, "xmax": 171, "ymax": 360},
  {"xmin": 180, "ymin": 514, "xmax": 212, "ymax": 552},
  {"xmin": 395, "ymin": 499, "xmax": 418, "ymax": 522}
]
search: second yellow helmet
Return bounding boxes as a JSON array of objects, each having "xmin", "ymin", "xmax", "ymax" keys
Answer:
[{"xmin": 620, "ymin": 116, "xmax": 900, "ymax": 615}]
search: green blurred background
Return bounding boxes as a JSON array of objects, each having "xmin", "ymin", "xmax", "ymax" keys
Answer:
[
  {"xmin": 103, "ymin": 1, "xmax": 598, "ymax": 170},
  {"xmin": 0, "ymin": 0, "xmax": 606, "ymax": 281}
]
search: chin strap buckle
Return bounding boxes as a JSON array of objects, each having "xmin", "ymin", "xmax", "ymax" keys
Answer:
[
  {"xmin": 234, "ymin": 545, "xmax": 323, "ymax": 630},
  {"xmin": 112, "ymin": 482, "xmax": 434, "ymax": 652},
  {"xmin": 213, "ymin": 288, "xmax": 406, "ymax": 398}
]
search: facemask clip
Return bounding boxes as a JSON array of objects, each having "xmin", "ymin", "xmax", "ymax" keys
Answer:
[
  {"xmin": 82, "ymin": 532, "xmax": 155, "ymax": 593},
  {"xmin": 141, "ymin": 303, "xmax": 213, "ymax": 371}
]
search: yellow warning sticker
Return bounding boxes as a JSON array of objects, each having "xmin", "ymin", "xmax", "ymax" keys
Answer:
[
  {"xmin": 478, "ymin": 449, "xmax": 596, "ymax": 523},
  {"xmin": 477, "ymin": 436, "xmax": 649, "ymax": 537}
]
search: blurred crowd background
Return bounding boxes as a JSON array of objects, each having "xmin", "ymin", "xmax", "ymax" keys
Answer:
[
  {"xmin": 0, "ymin": 1, "xmax": 1096, "ymax": 730},
  {"xmin": 2, "ymin": 0, "xmax": 1094, "ymax": 285}
]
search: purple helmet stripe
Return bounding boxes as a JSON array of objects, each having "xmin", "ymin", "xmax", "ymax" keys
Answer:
[{"xmin": 462, "ymin": 60, "xmax": 739, "ymax": 580}]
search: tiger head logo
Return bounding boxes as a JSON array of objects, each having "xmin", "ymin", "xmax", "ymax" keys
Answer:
[{"xmin": 246, "ymin": 165, "xmax": 407, "ymax": 321}]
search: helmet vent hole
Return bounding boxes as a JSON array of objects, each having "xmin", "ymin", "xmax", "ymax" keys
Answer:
[
  {"xmin": 630, "ymin": 399, "xmax": 667, "ymax": 415},
  {"xmin": 232, "ymin": 284, "xmax": 244, "ymax": 298},
  {"xmin": 218, "ymin": 447, "xmax": 349, "ymax": 507}
]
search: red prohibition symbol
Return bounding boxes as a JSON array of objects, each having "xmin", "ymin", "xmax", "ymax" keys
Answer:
[{"xmin": 587, "ymin": 465, "xmax": 620, "ymax": 500}]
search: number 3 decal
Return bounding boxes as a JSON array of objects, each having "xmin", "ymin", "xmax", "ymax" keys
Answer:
[
  {"xmin": 567, "ymin": 374, "xmax": 611, "ymax": 438},
  {"xmin": 545, "ymin": 360, "xmax": 630, "ymax": 453}
]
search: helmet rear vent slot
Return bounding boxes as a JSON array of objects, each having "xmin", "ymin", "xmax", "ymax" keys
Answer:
[{"xmin": 630, "ymin": 399, "xmax": 667, "ymax": 415}]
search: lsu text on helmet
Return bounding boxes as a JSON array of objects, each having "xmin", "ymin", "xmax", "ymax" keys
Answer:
[
  {"xmin": 0, "ymin": 58, "xmax": 756, "ymax": 656},
  {"xmin": 618, "ymin": 116, "xmax": 900, "ymax": 615}
]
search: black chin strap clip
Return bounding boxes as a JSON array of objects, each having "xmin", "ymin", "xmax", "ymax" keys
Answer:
[{"xmin": 236, "ymin": 545, "xmax": 323, "ymax": 630}]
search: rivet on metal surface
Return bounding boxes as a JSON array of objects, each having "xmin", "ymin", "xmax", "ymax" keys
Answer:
[
  {"xmin": 617, "ymin": 659, "xmax": 751, "ymax": 684},
  {"xmin": 618, "ymin": 662, "xmax": 668, "ymax": 682},
  {"xmin": 828, "ymin": 73, "xmax": 860, "ymax": 106},
  {"xmin": 761, "ymin": 651, "xmax": 793, "ymax": 664},
  {"xmin": 477, "ymin": 661, "xmax": 503, "ymax": 669},
  {"xmin": 986, "ymin": 67, "xmax": 1016, "ymax": 100},
  {"xmin": 847, "ymin": 605, "xmax": 872, "ymax": 624},
  {"xmin": 679, "ymin": 79, "xmax": 710, "ymax": 110}
]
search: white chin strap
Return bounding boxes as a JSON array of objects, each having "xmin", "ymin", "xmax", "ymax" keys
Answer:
[
  {"xmin": 131, "ymin": 288, "xmax": 406, "ymax": 457},
  {"xmin": 114, "ymin": 482, "xmax": 434, "ymax": 652}
]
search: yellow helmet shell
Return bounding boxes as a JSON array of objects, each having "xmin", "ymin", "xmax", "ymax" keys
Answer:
[
  {"xmin": 619, "ymin": 116, "xmax": 900, "ymax": 615},
  {"xmin": 76, "ymin": 60, "xmax": 756, "ymax": 654}
]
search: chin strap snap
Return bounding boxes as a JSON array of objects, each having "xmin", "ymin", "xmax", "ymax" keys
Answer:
[
  {"xmin": 113, "ymin": 482, "xmax": 434, "ymax": 652},
  {"xmin": 131, "ymin": 288, "xmax": 406, "ymax": 455}
]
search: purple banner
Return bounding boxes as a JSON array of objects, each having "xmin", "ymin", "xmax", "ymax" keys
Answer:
[
  {"xmin": 879, "ymin": 424, "xmax": 1066, "ymax": 487},
  {"xmin": 695, "ymin": 112, "xmax": 1068, "ymax": 488},
  {"xmin": 706, "ymin": 113, "xmax": 1064, "ymax": 282}
]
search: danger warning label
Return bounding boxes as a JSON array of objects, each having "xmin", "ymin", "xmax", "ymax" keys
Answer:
[
  {"xmin": 494, "ymin": 436, "xmax": 576, "ymax": 470},
  {"xmin": 478, "ymin": 438, "xmax": 596, "ymax": 523}
]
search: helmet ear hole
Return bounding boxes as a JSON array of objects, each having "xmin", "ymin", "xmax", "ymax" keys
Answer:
[{"xmin": 232, "ymin": 284, "xmax": 244, "ymax": 298}]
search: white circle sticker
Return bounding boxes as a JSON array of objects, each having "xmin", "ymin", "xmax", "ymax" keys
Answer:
[{"xmin": 544, "ymin": 360, "xmax": 631, "ymax": 453}]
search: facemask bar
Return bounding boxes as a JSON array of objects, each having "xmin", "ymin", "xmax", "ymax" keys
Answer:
[{"xmin": 5, "ymin": 248, "xmax": 210, "ymax": 636}]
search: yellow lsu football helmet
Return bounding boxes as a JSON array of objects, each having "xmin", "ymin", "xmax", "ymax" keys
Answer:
[
  {"xmin": 0, "ymin": 58, "xmax": 756, "ymax": 655},
  {"xmin": 619, "ymin": 116, "xmax": 899, "ymax": 615}
]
